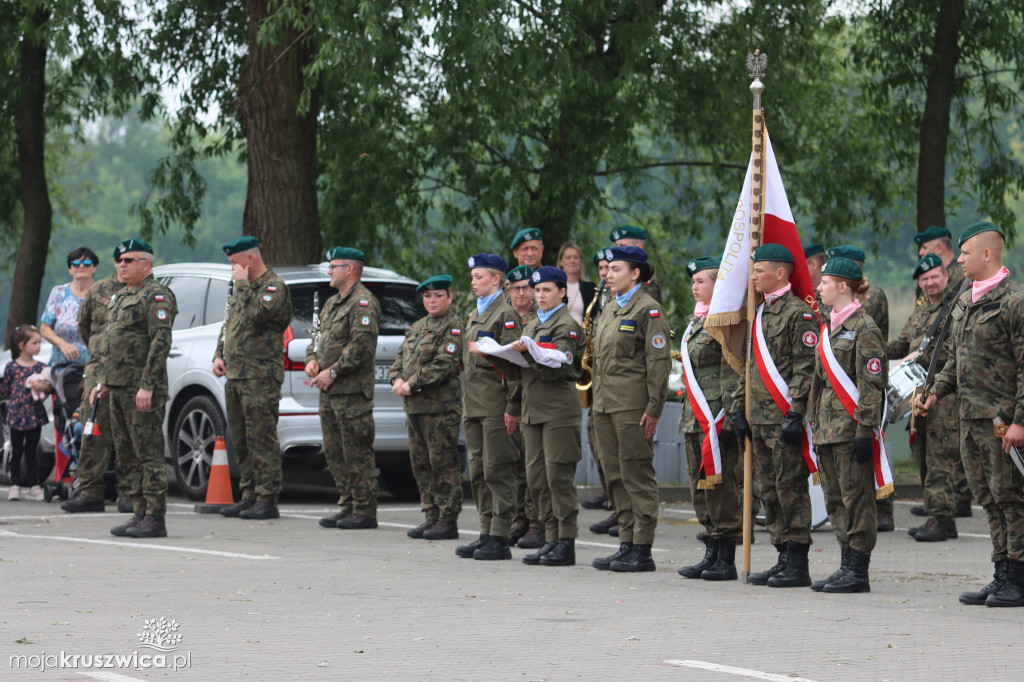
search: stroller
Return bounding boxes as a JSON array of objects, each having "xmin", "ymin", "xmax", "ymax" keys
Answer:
[{"xmin": 43, "ymin": 363, "xmax": 85, "ymax": 502}]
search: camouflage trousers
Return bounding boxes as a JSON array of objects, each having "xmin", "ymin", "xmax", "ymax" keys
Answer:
[
  {"xmin": 510, "ymin": 425, "xmax": 538, "ymax": 532},
  {"xmin": 751, "ymin": 427, "xmax": 812, "ymax": 546},
  {"xmin": 522, "ymin": 417, "xmax": 581, "ymax": 541},
  {"xmin": 684, "ymin": 431, "xmax": 741, "ymax": 542},
  {"xmin": 108, "ymin": 386, "xmax": 168, "ymax": 517},
  {"xmin": 225, "ymin": 378, "xmax": 283, "ymax": 503},
  {"xmin": 911, "ymin": 406, "xmax": 972, "ymax": 518},
  {"xmin": 961, "ymin": 419, "xmax": 1024, "ymax": 563},
  {"xmin": 76, "ymin": 372, "xmax": 137, "ymax": 499},
  {"xmin": 464, "ymin": 415, "xmax": 518, "ymax": 539},
  {"xmin": 592, "ymin": 408, "xmax": 660, "ymax": 545},
  {"xmin": 320, "ymin": 398, "xmax": 377, "ymax": 517},
  {"xmin": 406, "ymin": 410, "xmax": 463, "ymax": 522},
  {"xmin": 816, "ymin": 442, "xmax": 878, "ymax": 553}
]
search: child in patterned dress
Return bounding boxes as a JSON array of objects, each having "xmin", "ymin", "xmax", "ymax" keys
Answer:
[{"xmin": 2, "ymin": 326, "xmax": 51, "ymax": 500}]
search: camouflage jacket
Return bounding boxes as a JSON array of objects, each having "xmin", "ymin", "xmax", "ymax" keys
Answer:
[
  {"xmin": 809, "ymin": 308, "xmax": 887, "ymax": 443},
  {"xmin": 519, "ymin": 305, "xmax": 586, "ymax": 425},
  {"xmin": 95, "ymin": 274, "xmax": 177, "ymax": 393},
  {"xmin": 388, "ymin": 310, "xmax": 463, "ymax": 415},
  {"xmin": 214, "ymin": 269, "xmax": 292, "ymax": 383},
  {"xmin": 463, "ymin": 295, "xmax": 522, "ymax": 419},
  {"xmin": 886, "ymin": 276, "xmax": 959, "ymax": 372},
  {"xmin": 932, "ymin": 274, "xmax": 1024, "ymax": 425},
  {"xmin": 731, "ymin": 290, "xmax": 818, "ymax": 424},
  {"xmin": 679, "ymin": 315, "xmax": 739, "ymax": 435},
  {"xmin": 860, "ymin": 283, "xmax": 889, "ymax": 340},
  {"xmin": 306, "ymin": 281, "xmax": 380, "ymax": 403},
  {"xmin": 591, "ymin": 288, "xmax": 670, "ymax": 418},
  {"xmin": 77, "ymin": 274, "xmax": 124, "ymax": 375}
]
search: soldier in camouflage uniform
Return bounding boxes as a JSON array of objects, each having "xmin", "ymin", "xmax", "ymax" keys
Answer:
[
  {"xmin": 389, "ymin": 275, "xmax": 464, "ymax": 541},
  {"xmin": 887, "ymin": 254, "xmax": 962, "ymax": 541},
  {"xmin": 730, "ymin": 244, "xmax": 818, "ymax": 588},
  {"xmin": 60, "ymin": 263, "xmax": 129, "ymax": 514},
  {"xmin": 213, "ymin": 236, "xmax": 292, "ymax": 520},
  {"xmin": 95, "ymin": 239, "xmax": 177, "ymax": 539},
  {"xmin": 920, "ymin": 222, "xmax": 1024, "ymax": 607},
  {"xmin": 610, "ymin": 225, "xmax": 661, "ymax": 302},
  {"xmin": 306, "ymin": 247, "xmax": 381, "ymax": 530},
  {"xmin": 808, "ymin": 258, "xmax": 888, "ymax": 593}
]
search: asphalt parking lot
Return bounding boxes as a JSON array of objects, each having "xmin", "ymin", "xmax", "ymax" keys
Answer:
[{"xmin": 1, "ymin": 486, "xmax": 1021, "ymax": 681}]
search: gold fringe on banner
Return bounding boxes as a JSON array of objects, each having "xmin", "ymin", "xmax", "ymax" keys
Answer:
[{"xmin": 875, "ymin": 482, "xmax": 894, "ymax": 500}]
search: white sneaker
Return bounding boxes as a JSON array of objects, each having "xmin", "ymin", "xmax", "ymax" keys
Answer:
[
  {"xmin": 7, "ymin": 485, "xmax": 21, "ymax": 501},
  {"xmin": 25, "ymin": 485, "xmax": 45, "ymax": 501}
]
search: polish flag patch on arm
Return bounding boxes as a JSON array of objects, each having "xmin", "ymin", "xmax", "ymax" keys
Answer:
[
  {"xmin": 649, "ymin": 309, "xmax": 660, "ymax": 317},
  {"xmin": 504, "ymin": 320, "xmax": 516, "ymax": 329}
]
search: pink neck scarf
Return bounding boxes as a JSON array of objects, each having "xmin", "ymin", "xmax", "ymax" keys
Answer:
[
  {"xmin": 694, "ymin": 301, "xmax": 710, "ymax": 318},
  {"xmin": 764, "ymin": 282, "xmax": 792, "ymax": 306},
  {"xmin": 829, "ymin": 299, "xmax": 861, "ymax": 329},
  {"xmin": 972, "ymin": 266, "xmax": 1010, "ymax": 303}
]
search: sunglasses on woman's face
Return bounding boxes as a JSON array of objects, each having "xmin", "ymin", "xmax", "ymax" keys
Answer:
[{"xmin": 70, "ymin": 259, "xmax": 95, "ymax": 268}]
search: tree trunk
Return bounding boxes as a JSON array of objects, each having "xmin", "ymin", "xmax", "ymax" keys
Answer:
[
  {"xmin": 915, "ymin": 0, "xmax": 964, "ymax": 233},
  {"xmin": 237, "ymin": 0, "xmax": 321, "ymax": 265},
  {"xmin": 7, "ymin": 7, "xmax": 52, "ymax": 347}
]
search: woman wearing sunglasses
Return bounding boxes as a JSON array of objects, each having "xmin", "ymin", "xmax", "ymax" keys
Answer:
[{"xmin": 40, "ymin": 247, "xmax": 98, "ymax": 368}]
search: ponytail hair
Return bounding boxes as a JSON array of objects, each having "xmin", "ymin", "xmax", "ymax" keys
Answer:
[
  {"xmin": 8, "ymin": 324, "xmax": 38, "ymax": 360},
  {"xmin": 853, "ymin": 277, "xmax": 871, "ymax": 298}
]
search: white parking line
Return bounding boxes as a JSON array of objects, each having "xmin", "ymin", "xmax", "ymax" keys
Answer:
[
  {"xmin": 663, "ymin": 660, "xmax": 819, "ymax": 681},
  {"xmin": 0, "ymin": 529, "xmax": 278, "ymax": 560}
]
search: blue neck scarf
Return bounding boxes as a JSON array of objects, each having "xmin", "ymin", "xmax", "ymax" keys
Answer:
[
  {"xmin": 616, "ymin": 284, "xmax": 642, "ymax": 308},
  {"xmin": 476, "ymin": 291, "xmax": 502, "ymax": 316},
  {"xmin": 537, "ymin": 302, "xmax": 565, "ymax": 325}
]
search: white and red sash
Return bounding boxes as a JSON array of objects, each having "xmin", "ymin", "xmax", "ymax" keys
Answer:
[
  {"xmin": 752, "ymin": 303, "xmax": 819, "ymax": 483},
  {"xmin": 680, "ymin": 321, "xmax": 726, "ymax": 489},
  {"xmin": 817, "ymin": 324, "xmax": 894, "ymax": 498}
]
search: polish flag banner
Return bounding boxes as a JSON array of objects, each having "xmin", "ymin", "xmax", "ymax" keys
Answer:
[{"xmin": 705, "ymin": 129, "xmax": 819, "ymax": 373}]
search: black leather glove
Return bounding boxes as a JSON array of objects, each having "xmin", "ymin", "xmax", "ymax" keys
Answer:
[
  {"xmin": 718, "ymin": 428, "xmax": 737, "ymax": 450},
  {"xmin": 729, "ymin": 412, "xmax": 752, "ymax": 444},
  {"xmin": 853, "ymin": 436, "xmax": 874, "ymax": 463},
  {"xmin": 780, "ymin": 411, "xmax": 803, "ymax": 445}
]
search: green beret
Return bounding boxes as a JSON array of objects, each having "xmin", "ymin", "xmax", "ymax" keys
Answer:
[
  {"xmin": 821, "ymin": 256, "xmax": 863, "ymax": 280},
  {"xmin": 827, "ymin": 244, "xmax": 866, "ymax": 262},
  {"xmin": 506, "ymin": 264, "xmax": 534, "ymax": 283},
  {"xmin": 326, "ymin": 246, "xmax": 366, "ymax": 262},
  {"xmin": 803, "ymin": 243, "xmax": 825, "ymax": 258},
  {"xmin": 913, "ymin": 226, "xmax": 952, "ymax": 247},
  {"xmin": 751, "ymin": 243, "xmax": 794, "ymax": 264},
  {"xmin": 958, "ymin": 221, "xmax": 1004, "ymax": 248},
  {"xmin": 912, "ymin": 253, "xmax": 944, "ymax": 280},
  {"xmin": 222, "ymin": 235, "xmax": 260, "ymax": 256},
  {"xmin": 416, "ymin": 275, "xmax": 452, "ymax": 292},
  {"xmin": 686, "ymin": 257, "xmax": 721, "ymax": 278},
  {"xmin": 510, "ymin": 228, "xmax": 544, "ymax": 250},
  {"xmin": 593, "ymin": 248, "xmax": 610, "ymax": 267},
  {"xmin": 114, "ymin": 238, "xmax": 153, "ymax": 257},
  {"xmin": 609, "ymin": 224, "xmax": 648, "ymax": 242}
]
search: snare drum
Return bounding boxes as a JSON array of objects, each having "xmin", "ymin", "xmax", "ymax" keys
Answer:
[{"xmin": 885, "ymin": 361, "xmax": 928, "ymax": 424}]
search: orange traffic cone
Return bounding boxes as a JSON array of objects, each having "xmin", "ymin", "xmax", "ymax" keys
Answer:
[{"xmin": 194, "ymin": 435, "xmax": 235, "ymax": 513}]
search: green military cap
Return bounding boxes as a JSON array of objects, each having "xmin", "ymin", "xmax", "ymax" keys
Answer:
[
  {"xmin": 821, "ymin": 256, "xmax": 863, "ymax": 280},
  {"xmin": 827, "ymin": 244, "xmax": 866, "ymax": 262},
  {"xmin": 609, "ymin": 224, "xmax": 648, "ymax": 242},
  {"xmin": 510, "ymin": 227, "xmax": 544, "ymax": 250},
  {"xmin": 114, "ymin": 238, "xmax": 153, "ymax": 257},
  {"xmin": 221, "ymin": 235, "xmax": 260, "ymax": 256},
  {"xmin": 506, "ymin": 264, "xmax": 534, "ymax": 283},
  {"xmin": 913, "ymin": 226, "xmax": 952, "ymax": 247},
  {"xmin": 958, "ymin": 221, "xmax": 1004, "ymax": 248},
  {"xmin": 593, "ymin": 248, "xmax": 610, "ymax": 267},
  {"xmin": 686, "ymin": 256, "xmax": 721, "ymax": 278},
  {"xmin": 326, "ymin": 246, "xmax": 366, "ymax": 262},
  {"xmin": 912, "ymin": 253, "xmax": 943, "ymax": 280},
  {"xmin": 751, "ymin": 243, "xmax": 793, "ymax": 264},
  {"xmin": 803, "ymin": 243, "xmax": 825, "ymax": 257},
  {"xmin": 416, "ymin": 274, "xmax": 452, "ymax": 292}
]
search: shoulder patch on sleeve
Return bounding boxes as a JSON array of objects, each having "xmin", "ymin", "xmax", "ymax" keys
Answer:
[
  {"xmin": 651, "ymin": 334, "xmax": 666, "ymax": 349},
  {"xmin": 359, "ymin": 299, "xmax": 369, "ymax": 307},
  {"xmin": 451, "ymin": 328, "xmax": 461, "ymax": 336},
  {"xmin": 359, "ymin": 314, "xmax": 372, "ymax": 326},
  {"xmin": 866, "ymin": 357, "xmax": 882, "ymax": 375},
  {"xmin": 444, "ymin": 342, "xmax": 458, "ymax": 354},
  {"xmin": 802, "ymin": 312, "xmax": 813, "ymax": 320},
  {"xmin": 504, "ymin": 320, "xmax": 516, "ymax": 329},
  {"xmin": 569, "ymin": 330, "xmax": 578, "ymax": 339},
  {"xmin": 802, "ymin": 331, "xmax": 818, "ymax": 347},
  {"xmin": 154, "ymin": 294, "xmax": 165, "ymax": 302},
  {"xmin": 156, "ymin": 309, "xmax": 168, "ymax": 321},
  {"xmin": 649, "ymin": 309, "xmax": 660, "ymax": 317},
  {"xmin": 267, "ymin": 285, "xmax": 277, "ymax": 292}
]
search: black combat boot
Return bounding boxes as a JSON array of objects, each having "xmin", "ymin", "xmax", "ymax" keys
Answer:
[
  {"xmin": 338, "ymin": 514, "xmax": 378, "ymax": 529},
  {"xmin": 581, "ymin": 493, "xmax": 608, "ymax": 510},
  {"xmin": 110, "ymin": 513, "xmax": 144, "ymax": 537},
  {"xmin": 116, "ymin": 494, "xmax": 134, "ymax": 513},
  {"xmin": 910, "ymin": 505, "xmax": 927, "ymax": 517},
  {"xmin": 811, "ymin": 546, "xmax": 850, "ymax": 592},
  {"xmin": 473, "ymin": 535, "xmax": 512, "ymax": 560},
  {"xmin": 748, "ymin": 544, "xmax": 788, "ymax": 585},
  {"xmin": 509, "ymin": 525, "xmax": 527, "ymax": 546},
  {"xmin": 912, "ymin": 517, "xmax": 949, "ymax": 542},
  {"xmin": 407, "ymin": 518, "xmax": 437, "ymax": 538},
  {"xmin": 423, "ymin": 520, "xmax": 458, "ymax": 540},
  {"xmin": 877, "ymin": 512, "xmax": 894, "ymax": 532},
  {"xmin": 702, "ymin": 540, "xmax": 737, "ymax": 581},
  {"xmin": 960, "ymin": 560, "xmax": 1009, "ymax": 605},
  {"xmin": 522, "ymin": 541, "xmax": 558, "ymax": 565},
  {"xmin": 678, "ymin": 536, "xmax": 718, "ymax": 579},
  {"xmin": 219, "ymin": 499, "xmax": 254, "ymax": 517},
  {"xmin": 768, "ymin": 542, "xmax": 811, "ymax": 588},
  {"xmin": 125, "ymin": 515, "xmax": 167, "ymax": 538},
  {"xmin": 593, "ymin": 543, "xmax": 633, "ymax": 571},
  {"xmin": 589, "ymin": 514, "xmax": 618, "ymax": 535},
  {"xmin": 610, "ymin": 544, "xmax": 656, "ymax": 572},
  {"xmin": 955, "ymin": 499, "xmax": 973, "ymax": 518},
  {"xmin": 319, "ymin": 510, "xmax": 349, "ymax": 528},
  {"xmin": 985, "ymin": 561, "xmax": 1024, "ymax": 607},
  {"xmin": 455, "ymin": 535, "xmax": 490, "ymax": 558},
  {"xmin": 239, "ymin": 501, "xmax": 280, "ymax": 520},
  {"xmin": 61, "ymin": 495, "xmax": 105, "ymax": 513},
  {"xmin": 540, "ymin": 539, "xmax": 576, "ymax": 566},
  {"xmin": 518, "ymin": 524, "xmax": 546, "ymax": 549},
  {"xmin": 823, "ymin": 548, "xmax": 870, "ymax": 593}
]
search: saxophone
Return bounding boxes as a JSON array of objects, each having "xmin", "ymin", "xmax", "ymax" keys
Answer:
[{"xmin": 575, "ymin": 281, "xmax": 605, "ymax": 407}]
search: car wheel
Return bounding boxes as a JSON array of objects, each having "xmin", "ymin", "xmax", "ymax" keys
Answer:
[
  {"xmin": 379, "ymin": 467, "xmax": 420, "ymax": 502},
  {"xmin": 172, "ymin": 395, "xmax": 227, "ymax": 501}
]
